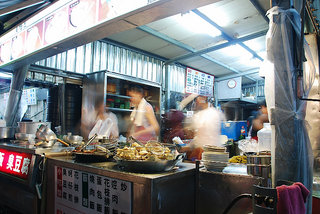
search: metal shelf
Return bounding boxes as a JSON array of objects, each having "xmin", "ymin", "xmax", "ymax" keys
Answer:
[
  {"xmin": 106, "ymin": 93, "xmax": 131, "ymax": 99},
  {"xmin": 107, "ymin": 107, "xmax": 133, "ymax": 112}
]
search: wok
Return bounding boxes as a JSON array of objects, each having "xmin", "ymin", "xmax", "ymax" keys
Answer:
[
  {"xmin": 72, "ymin": 134, "xmax": 111, "ymax": 163},
  {"xmin": 74, "ymin": 151, "xmax": 111, "ymax": 163},
  {"xmin": 114, "ymin": 153, "xmax": 185, "ymax": 173},
  {"xmin": 15, "ymin": 133, "xmax": 36, "ymax": 141}
]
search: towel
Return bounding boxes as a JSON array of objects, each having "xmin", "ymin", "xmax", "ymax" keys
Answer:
[
  {"xmin": 277, "ymin": 182, "xmax": 310, "ymax": 214},
  {"xmin": 130, "ymin": 98, "xmax": 147, "ymax": 126}
]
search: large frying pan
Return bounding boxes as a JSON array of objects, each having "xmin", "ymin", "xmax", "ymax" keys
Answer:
[
  {"xmin": 114, "ymin": 153, "xmax": 185, "ymax": 173},
  {"xmin": 74, "ymin": 151, "xmax": 111, "ymax": 163}
]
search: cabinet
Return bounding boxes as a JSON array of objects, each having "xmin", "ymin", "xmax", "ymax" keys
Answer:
[{"xmin": 81, "ymin": 71, "xmax": 161, "ymax": 137}]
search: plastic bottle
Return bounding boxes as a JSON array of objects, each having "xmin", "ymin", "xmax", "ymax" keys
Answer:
[
  {"xmin": 239, "ymin": 126, "xmax": 246, "ymax": 140},
  {"xmin": 257, "ymin": 123, "xmax": 272, "ymax": 152}
]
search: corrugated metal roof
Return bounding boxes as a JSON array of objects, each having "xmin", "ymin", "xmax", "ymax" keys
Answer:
[{"xmin": 107, "ymin": 0, "xmax": 269, "ymax": 84}]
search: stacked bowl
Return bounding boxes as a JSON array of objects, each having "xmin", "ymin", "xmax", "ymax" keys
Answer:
[{"xmin": 202, "ymin": 145, "xmax": 229, "ymax": 172}]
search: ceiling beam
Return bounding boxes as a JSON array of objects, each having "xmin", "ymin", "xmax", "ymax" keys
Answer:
[
  {"xmin": 0, "ymin": 0, "xmax": 48, "ymax": 17},
  {"xmin": 215, "ymin": 68, "xmax": 260, "ymax": 81},
  {"xmin": 165, "ymin": 29, "xmax": 267, "ymax": 64},
  {"xmin": 192, "ymin": 9, "xmax": 264, "ymax": 61},
  {"xmin": 137, "ymin": 25, "xmax": 256, "ymax": 81}
]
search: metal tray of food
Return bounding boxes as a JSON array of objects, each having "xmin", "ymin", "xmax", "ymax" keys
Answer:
[{"xmin": 114, "ymin": 154, "xmax": 184, "ymax": 173}]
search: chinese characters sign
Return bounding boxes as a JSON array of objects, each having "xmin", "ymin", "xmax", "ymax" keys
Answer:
[
  {"xmin": 0, "ymin": 148, "xmax": 32, "ymax": 180},
  {"xmin": 3, "ymin": 88, "xmax": 37, "ymax": 106},
  {"xmin": 0, "ymin": 0, "xmax": 149, "ymax": 67},
  {"xmin": 55, "ymin": 166, "xmax": 132, "ymax": 214},
  {"xmin": 185, "ymin": 67, "xmax": 214, "ymax": 97}
]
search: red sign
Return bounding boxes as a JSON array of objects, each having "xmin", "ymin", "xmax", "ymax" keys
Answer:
[
  {"xmin": 0, "ymin": 148, "xmax": 33, "ymax": 180},
  {"xmin": 56, "ymin": 166, "xmax": 62, "ymax": 198}
]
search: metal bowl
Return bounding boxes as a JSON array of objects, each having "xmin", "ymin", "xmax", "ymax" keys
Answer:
[
  {"xmin": 63, "ymin": 134, "xmax": 83, "ymax": 145},
  {"xmin": 15, "ymin": 133, "xmax": 36, "ymax": 141}
]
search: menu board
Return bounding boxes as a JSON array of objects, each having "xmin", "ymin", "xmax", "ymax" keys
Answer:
[
  {"xmin": 55, "ymin": 166, "xmax": 132, "ymax": 214},
  {"xmin": 185, "ymin": 67, "xmax": 214, "ymax": 97},
  {"xmin": 0, "ymin": 0, "xmax": 149, "ymax": 67},
  {"xmin": 23, "ymin": 88, "xmax": 37, "ymax": 105},
  {"xmin": 3, "ymin": 88, "xmax": 37, "ymax": 106}
]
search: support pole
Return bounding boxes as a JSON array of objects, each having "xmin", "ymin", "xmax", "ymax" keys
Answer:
[{"xmin": 4, "ymin": 65, "xmax": 29, "ymax": 127}]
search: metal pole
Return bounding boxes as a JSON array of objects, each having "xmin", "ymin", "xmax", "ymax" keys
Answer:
[
  {"xmin": 4, "ymin": 65, "xmax": 29, "ymax": 126},
  {"xmin": 164, "ymin": 64, "xmax": 170, "ymax": 111}
]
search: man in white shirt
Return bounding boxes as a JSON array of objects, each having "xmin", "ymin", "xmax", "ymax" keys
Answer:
[{"xmin": 89, "ymin": 100, "xmax": 119, "ymax": 139}]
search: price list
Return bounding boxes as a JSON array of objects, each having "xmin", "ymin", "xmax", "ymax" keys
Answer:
[
  {"xmin": 185, "ymin": 67, "xmax": 214, "ymax": 97},
  {"xmin": 55, "ymin": 166, "xmax": 132, "ymax": 214}
]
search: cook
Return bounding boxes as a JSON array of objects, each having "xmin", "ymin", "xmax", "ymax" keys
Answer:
[
  {"xmin": 248, "ymin": 101, "xmax": 269, "ymax": 141},
  {"xmin": 180, "ymin": 95, "xmax": 223, "ymax": 161},
  {"xmin": 128, "ymin": 86, "xmax": 159, "ymax": 143},
  {"xmin": 89, "ymin": 99, "xmax": 119, "ymax": 139}
]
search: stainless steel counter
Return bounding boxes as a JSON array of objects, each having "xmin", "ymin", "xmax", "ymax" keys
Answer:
[
  {"xmin": 198, "ymin": 169, "xmax": 262, "ymax": 214},
  {"xmin": 0, "ymin": 142, "xmax": 74, "ymax": 155},
  {"xmin": 45, "ymin": 156, "xmax": 196, "ymax": 214}
]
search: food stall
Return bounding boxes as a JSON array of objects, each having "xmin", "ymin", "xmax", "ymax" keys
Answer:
[
  {"xmin": 44, "ymin": 155, "xmax": 195, "ymax": 214},
  {"xmin": 0, "ymin": 0, "xmax": 319, "ymax": 213}
]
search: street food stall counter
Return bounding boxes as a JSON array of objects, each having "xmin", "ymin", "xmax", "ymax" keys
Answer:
[
  {"xmin": 0, "ymin": 143, "xmax": 70, "ymax": 214},
  {"xmin": 44, "ymin": 155, "xmax": 196, "ymax": 214}
]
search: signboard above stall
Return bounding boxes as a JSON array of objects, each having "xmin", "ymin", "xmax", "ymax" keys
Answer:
[
  {"xmin": 0, "ymin": 0, "xmax": 149, "ymax": 67},
  {"xmin": 0, "ymin": 148, "xmax": 33, "ymax": 180},
  {"xmin": 185, "ymin": 67, "xmax": 214, "ymax": 97},
  {"xmin": 0, "ymin": 0, "xmax": 217, "ymax": 70}
]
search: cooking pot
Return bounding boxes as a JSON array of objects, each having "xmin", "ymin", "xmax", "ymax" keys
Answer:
[
  {"xmin": 0, "ymin": 127, "xmax": 15, "ymax": 139},
  {"xmin": 17, "ymin": 122, "xmax": 51, "ymax": 134},
  {"xmin": 247, "ymin": 155, "xmax": 271, "ymax": 165},
  {"xmin": 247, "ymin": 164, "xmax": 271, "ymax": 177}
]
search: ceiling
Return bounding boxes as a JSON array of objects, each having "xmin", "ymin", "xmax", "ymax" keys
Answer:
[
  {"xmin": 106, "ymin": 0, "xmax": 270, "ymax": 84},
  {"xmin": 0, "ymin": 0, "xmax": 319, "ymax": 85},
  {"xmin": 105, "ymin": 0, "xmax": 320, "ymax": 84}
]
